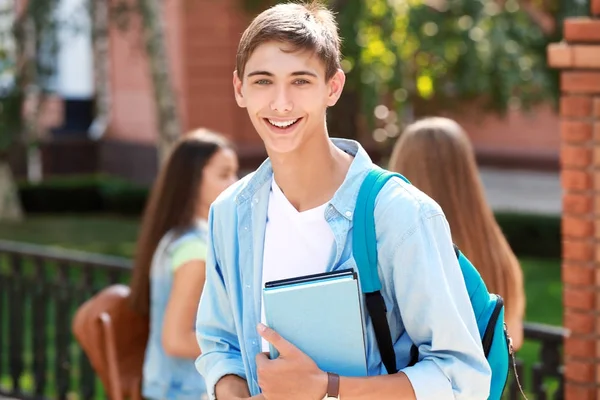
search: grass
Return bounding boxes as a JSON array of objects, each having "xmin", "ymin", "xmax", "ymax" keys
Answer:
[{"xmin": 0, "ymin": 215, "xmax": 563, "ymax": 398}]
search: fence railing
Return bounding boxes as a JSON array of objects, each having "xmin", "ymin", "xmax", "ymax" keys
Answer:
[
  {"xmin": 0, "ymin": 240, "xmax": 131, "ymax": 400},
  {"xmin": 0, "ymin": 240, "xmax": 568, "ymax": 400}
]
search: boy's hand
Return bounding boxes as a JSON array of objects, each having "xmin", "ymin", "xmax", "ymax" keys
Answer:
[{"xmin": 256, "ymin": 323, "xmax": 328, "ymax": 400}]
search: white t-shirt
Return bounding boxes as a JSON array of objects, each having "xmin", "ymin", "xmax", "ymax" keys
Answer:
[{"xmin": 260, "ymin": 177, "xmax": 335, "ymax": 351}]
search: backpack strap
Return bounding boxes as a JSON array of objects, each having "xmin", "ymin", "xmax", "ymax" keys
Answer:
[{"xmin": 353, "ymin": 168, "xmax": 409, "ymax": 375}]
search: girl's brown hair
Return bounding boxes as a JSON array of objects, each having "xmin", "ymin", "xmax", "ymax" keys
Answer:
[
  {"xmin": 388, "ymin": 117, "xmax": 525, "ymax": 333},
  {"xmin": 129, "ymin": 129, "xmax": 231, "ymax": 315}
]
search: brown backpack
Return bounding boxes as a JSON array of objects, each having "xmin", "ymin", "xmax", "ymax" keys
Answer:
[{"xmin": 72, "ymin": 284, "xmax": 149, "ymax": 400}]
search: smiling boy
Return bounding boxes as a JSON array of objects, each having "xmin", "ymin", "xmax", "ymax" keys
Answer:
[{"xmin": 195, "ymin": 2, "xmax": 491, "ymax": 400}]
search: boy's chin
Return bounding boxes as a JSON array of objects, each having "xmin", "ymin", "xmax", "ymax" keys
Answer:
[{"xmin": 262, "ymin": 135, "xmax": 304, "ymax": 156}]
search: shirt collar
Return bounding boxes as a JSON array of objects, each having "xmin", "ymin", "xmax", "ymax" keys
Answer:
[{"xmin": 235, "ymin": 138, "xmax": 375, "ymax": 221}]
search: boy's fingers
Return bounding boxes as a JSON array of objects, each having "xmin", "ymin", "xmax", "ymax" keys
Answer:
[{"xmin": 257, "ymin": 323, "xmax": 298, "ymax": 357}]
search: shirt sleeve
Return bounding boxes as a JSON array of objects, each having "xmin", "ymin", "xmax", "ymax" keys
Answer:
[
  {"xmin": 377, "ymin": 189, "xmax": 492, "ymax": 399},
  {"xmin": 170, "ymin": 239, "xmax": 207, "ymax": 271},
  {"xmin": 195, "ymin": 206, "xmax": 246, "ymax": 400}
]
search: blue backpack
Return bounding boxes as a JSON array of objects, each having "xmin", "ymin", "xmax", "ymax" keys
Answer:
[{"xmin": 352, "ymin": 168, "xmax": 511, "ymax": 400}]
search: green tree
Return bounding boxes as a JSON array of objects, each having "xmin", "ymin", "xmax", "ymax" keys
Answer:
[{"xmin": 0, "ymin": 0, "xmax": 182, "ymax": 221}]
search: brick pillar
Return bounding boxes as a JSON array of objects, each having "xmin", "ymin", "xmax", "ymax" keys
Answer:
[{"xmin": 548, "ymin": 0, "xmax": 600, "ymax": 398}]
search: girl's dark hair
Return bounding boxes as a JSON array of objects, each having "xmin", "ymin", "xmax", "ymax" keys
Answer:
[{"xmin": 129, "ymin": 128, "xmax": 231, "ymax": 315}]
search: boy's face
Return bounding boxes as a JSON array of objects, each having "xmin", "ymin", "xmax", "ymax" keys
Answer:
[{"xmin": 233, "ymin": 41, "xmax": 345, "ymax": 155}]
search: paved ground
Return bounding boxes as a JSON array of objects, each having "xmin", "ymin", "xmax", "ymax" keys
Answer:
[{"xmin": 479, "ymin": 167, "xmax": 561, "ymax": 216}]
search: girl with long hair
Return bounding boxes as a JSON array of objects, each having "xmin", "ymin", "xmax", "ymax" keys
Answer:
[
  {"xmin": 388, "ymin": 117, "xmax": 526, "ymax": 350},
  {"xmin": 129, "ymin": 129, "xmax": 238, "ymax": 399}
]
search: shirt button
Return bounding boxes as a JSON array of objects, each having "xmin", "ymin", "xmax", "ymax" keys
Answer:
[{"xmin": 345, "ymin": 211, "xmax": 352, "ymax": 217}]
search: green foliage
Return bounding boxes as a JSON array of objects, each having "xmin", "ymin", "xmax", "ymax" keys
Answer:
[
  {"xmin": 495, "ymin": 211, "xmax": 561, "ymax": 259},
  {"xmin": 0, "ymin": 0, "xmax": 62, "ymax": 153},
  {"xmin": 351, "ymin": 0, "xmax": 558, "ymax": 126},
  {"xmin": 17, "ymin": 174, "xmax": 149, "ymax": 215}
]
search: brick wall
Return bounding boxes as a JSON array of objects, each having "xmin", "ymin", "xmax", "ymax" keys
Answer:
[
  {"xmin": 547, "ymin": 0, "xmax": 600, "ymax": 398},
  {"xmin": 106, "ymin": 0, "xmax": 263, "ymax": 154},
  {"xmin": 180, "ymin": 0, "xmax": 256, "ymax": 144}
]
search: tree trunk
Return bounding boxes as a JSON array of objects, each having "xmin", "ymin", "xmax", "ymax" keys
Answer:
[
  {"xmin": 15, "ymin": 7, "xmax": 43, "ymax": 183},
  {"xmin": 138, "ymin": 0, "xmax": 181, "ymax": 164},
  {"xmin": 88, "ymin": 0, "xmax": 111, "ymax": 140},
  {"xmin": 0, "ymin": 161, "xmax": 24, "ymax": 222}
]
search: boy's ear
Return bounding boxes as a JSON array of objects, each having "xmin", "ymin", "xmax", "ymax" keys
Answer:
[
  {"xmin": 326, "ymin": 69, "xmax": 346, "ymax": 107},
  {"xmin": 233, "ymin": 70, "xmax": 246, "ymax": 108}
]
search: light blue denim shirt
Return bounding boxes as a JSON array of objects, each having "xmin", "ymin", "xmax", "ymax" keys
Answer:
[
  {"xmin": 144, "ymin": 225, "xmax": 208, "ymax": 400},
  {"xmin": 195, "ymin": 139, "xmax": 491, "ymax": 399}
]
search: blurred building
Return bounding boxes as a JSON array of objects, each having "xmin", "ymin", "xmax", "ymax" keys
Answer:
[{"xmin": 12, "ymin": 0, "xmax": 559, "ymax": 184}]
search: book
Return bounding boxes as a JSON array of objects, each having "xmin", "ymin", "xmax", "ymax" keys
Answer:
[{"xmin": 263, "ymin": 268, "xmax": 368, "ymax": 377}]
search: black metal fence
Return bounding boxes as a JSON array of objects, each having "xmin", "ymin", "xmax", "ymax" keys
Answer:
[
  {"xmin": 0, "ymin": 240, "xmax": 567, "ymax": 400},
  {"xmin": 0, "ymin": 240, "xmax": 131, "ymax": 400}
]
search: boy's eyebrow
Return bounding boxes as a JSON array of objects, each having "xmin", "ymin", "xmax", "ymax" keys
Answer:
[
  {"xmin": 291, "ymin": 71, "xmax": 318, "ymax": 77},
  {"xmin": 247, "ymin": 70, "xmax": 273, "ymax": 77},
  {"xmin": 246, "ymin": 70, "xmax": 318, "ymax": 78}
]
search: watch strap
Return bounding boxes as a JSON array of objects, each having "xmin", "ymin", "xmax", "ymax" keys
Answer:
[{"xmin": 326, "ymin": 372, "xmax": 340, "ymax": 398}]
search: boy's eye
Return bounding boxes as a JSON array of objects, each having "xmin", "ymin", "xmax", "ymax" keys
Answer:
[
  {"xmin": 255, "ymin": 79, "xmax": 271, "ymax": 85},
  {"xmin": 294, "ymin": 79, "xmax": 310, "ymax": 85}
]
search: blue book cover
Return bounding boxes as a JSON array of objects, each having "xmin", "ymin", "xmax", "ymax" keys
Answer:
[{"xmin": 263, "ymin": 269, "xmax": 368, "ymax": 377}]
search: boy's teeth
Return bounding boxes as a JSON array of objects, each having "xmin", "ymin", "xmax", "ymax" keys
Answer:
[{"xmin": 268, "ymin": 118, "xmax": 298, "ymax": 128}]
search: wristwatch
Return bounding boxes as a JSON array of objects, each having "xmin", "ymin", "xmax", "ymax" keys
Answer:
[{"xmin": 322, "ymin": 372, "xmax": 340, "ymax": 399}]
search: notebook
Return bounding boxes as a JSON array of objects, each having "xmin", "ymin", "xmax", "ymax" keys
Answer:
[{"xmin": 263, "ymin": 268, "xmax": 368, "ymax": 377}]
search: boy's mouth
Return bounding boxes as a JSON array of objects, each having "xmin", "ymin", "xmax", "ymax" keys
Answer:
[{"xmin": 265, "ymin": 118, "xmax": 302, "ymax": 131}]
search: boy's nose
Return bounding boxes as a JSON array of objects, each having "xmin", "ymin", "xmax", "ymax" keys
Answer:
[{"xmin": 270, "ymin": 88, "xmax": 293, "ymax": 113}]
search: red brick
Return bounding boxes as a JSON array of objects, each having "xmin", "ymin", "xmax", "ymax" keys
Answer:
[
  {"xmin": 593, "ymin": 171, "xmax": 600, "ymax": 191},
  {"xmin": 594, "ymin": 98, "xmax": 600, "ymax": 117},
  {"xmin": 594, "ymin": 197, "xmax": 600, "ymax": 215},
  {"xmin": 595, "ymin": 268, "xmax": 600, "ymax": 285},
  {"xmin": 565, "ymin": 336, "xmax": 596, "ymax": 358},
  {"xmin": 595, "ymin": 219, "xmax": 600, "ymax": 239},
  {"xmin": 561, "ymin": 96, "xmax": 593, "ymax": 118},
  {"xmin": 563, "ymin": 262, "xmax": 595, "ymax": 284},
  {"xmin": 564, "ymin": 19, "xmax": 600, "ymax": 43},
  {"xmin": 594, "ymin": 148, "xmax": 600, "ymax": 166},
  {"xmin": 563, "ymin": 242, "xmax": 595, "ymax": 263},
  {"xmin": 594, "ymin": 123, "xmax": 600, "ymax": 141},
  {"xmin": 562, "ymin": 170, "xmax": 592, "ymax": 191},
  {"xmin": 593, "ymin": 0, "xmax": 600, "ymax": 16},
  {"xmin": 564, "ymin": 287, "xmax": 595, "ymax": 310},
  {"xmin": 564, "ymin": 215, "xmax": 594, "ymax": 238},
  {"xmin": 572, "ymin": 45, "xmax": 600, "ymax": 68},
  {"xmin": 562, "ymin": 72, "xmax": 600, "ymax": 93},
  {"xmin": 565, "ymin": 382, "xmax": 595, "ymax": 400},
  {"xmin": 565, "ymin": 360, "xmax": 596, "ymax": 383},
  {"xmin": 561, "ymin": 146, "xmax": 592, "ymax": 168},
  {"xmin": 548, "ymin": 43, "xmax": 572, "ymax": 68},
  {"xmin": 561, "ymin": 121, "xmax": 593, "ymax": 142},
  {"xmin": 595, "ymin": 246, "xmax": 600, "ymax": 263},
  {"xmin": 565, "ymin": 310, "xmax": 595, "ymax": 335},
  {"xmin": 564, "ymin": 193, "xmax": 593, "ymax": 214}
]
